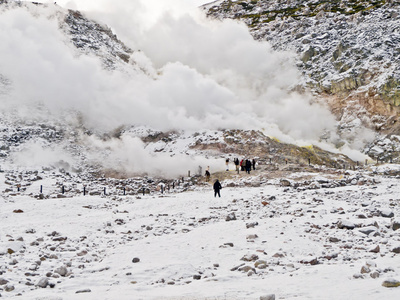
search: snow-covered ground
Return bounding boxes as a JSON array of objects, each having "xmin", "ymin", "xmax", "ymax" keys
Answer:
[{"xmin": 1, "ymin": 167, "xmax": 400, "ymax": 299}]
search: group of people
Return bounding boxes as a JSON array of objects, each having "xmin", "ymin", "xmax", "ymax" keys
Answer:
[
  {"xmin": 205, "ymin": 157, "xmax": 257, "ymax": 197},
  {"xmin": 233, "ymin": 157, "xmax": 256, "ymax": 174}
]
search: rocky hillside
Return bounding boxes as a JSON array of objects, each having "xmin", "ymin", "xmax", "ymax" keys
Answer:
[
  {"xmin": 204, "ymin": 0, "xmax": 400, "ymax": 134},
  {"xmin": 1, "ymin": 0, "xmax": 400, "ymax": 182}
]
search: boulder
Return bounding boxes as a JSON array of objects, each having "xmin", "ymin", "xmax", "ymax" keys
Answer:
[
  {"xmin": 381, "ymin": 209, "xmax": 394, "ymax": 218},
  {"xmin": 392, "ymin": 246, "xmax": 400, "ymax": 254},
  {"xmin": 36, "ymin": 277, "xmax": 49, "ymax": 288},
  {"xmin": 358, "ymin": 226, "xmax": 377, "ymax": 236},
  {"xmin": 337, "ymin": 220, "xmax": 355, "ymax": 230},
  {"xmin": 54, "ymin": 266, "xmax": 68, "ymax": 277},
  {"xmin": 392, "ymin": 219, "xmax": 400, "ymax": 231},
  {"xmin": 382, "ymin": 278, "xmax": 400, "ymax": 288}
]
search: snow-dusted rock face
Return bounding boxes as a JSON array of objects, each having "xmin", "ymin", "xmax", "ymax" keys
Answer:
[
  {"xmin": 204, "ymin": 0, "xmax": 400, "ymax": 132},
  {"xmin": 64, "ymin": 9, "xmax": 134, "ymax": 69}
]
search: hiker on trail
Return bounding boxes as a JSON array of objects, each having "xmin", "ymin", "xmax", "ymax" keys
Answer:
[
  {"xmin": 252, "ymin": 158, "xmax": 256, "ymax": 170},
  {"xmin": 205, "ymin": 166, "xmax": 211, "ymax": 182},
  {"xmin": 246, "ymin": 159, "xmax": 252, "ymax": 174},
  {"xmin": 225, "ymin": 158, "xmax": 229, "ymax": 171},
  {"xmin": 213, "ymin": 179, "xmax": 222, "ymax": 197},
  {"xmin": 240, "ymin": 159, "xmax": 244, "ymax": 171},
  {"xmin": 234, "ymin": 158, "xmax": 239, "ymax": 171}
]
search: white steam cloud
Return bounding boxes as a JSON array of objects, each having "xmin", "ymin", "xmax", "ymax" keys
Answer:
[{"xmin": 0, "ymin": 0, "xmax": 341, "ymax": 176}]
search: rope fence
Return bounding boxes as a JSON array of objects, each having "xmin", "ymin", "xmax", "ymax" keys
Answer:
[{"xmin": 3, "ymin": 154, "xmax": 397, "ymax": 197}]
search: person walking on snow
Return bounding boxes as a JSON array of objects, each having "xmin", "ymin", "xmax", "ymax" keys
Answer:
[
  {"xmin": 234, "ymin": 158, "xmax": 239, "ymax": 171},
  {"xmin": 205, "ymin": 166, "xmax": 211, "ymax": 182},
  {"xmin": 246, "ymin": 159, "xmax": 251, "ymax": 174},
  {"xmin": 225, "ymin": 158, "xmax": 229, "ymax": 171},
  {"xmin": 213, "ymin": 179, "xmax": 222, "ymax": 197}
]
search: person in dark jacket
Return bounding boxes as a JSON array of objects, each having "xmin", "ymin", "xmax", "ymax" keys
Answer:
[
  {"xmin": 213, "ymin": 179, "xmax": 222, "ymax": 197},
  {"xmin": 246, "ymin": 159, "xmax": 252, "ymax": 174}
]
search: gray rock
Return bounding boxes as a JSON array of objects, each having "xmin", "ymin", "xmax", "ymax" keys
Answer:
[
  {"xmin": 54, "ymin": 266, "xmax": 68, "ymax": 277},
  {"xmin": 226, "ymin": 212, "xmax": 236, "ymax": 221},
  {"xmin": 260, "ymin": 294, "xmax": 275, "ymax": 300},
  {"xmin": 382, "ymin": 278, "xmax": 400, "ymax": 287},
  {"xmin": 361, "ymin": 266, "xmax": 371, "ymax": 274},
  {"xmin": 337, "ymin": 220, "xmax": 355, "ymax": 230},
  {"xmin": 329, "ymin": 237, "xmax": 340, "ymax": 243},
  {"xmin": 246, "ymin": 234, "xmax": 258, "ymax": 240},
  {"xmin": 132, "ymin": 257, "xmax": 140, "ymax": 263},
  {"xmin": 369, "ymin": 245, "xmax": 380, "ymax": 253},
  {"xmin": 370, "ymin": 271, "xmax": 380, "ymax": 279},
  {"xmin": 392, "ymin": 246, "xmax": 400, "ymax": 254},
  {"xmin": 359, "ymin": 226, "xmax": 377, "ymax": 236},
  {"xmin": 392, "ymin": 219, "xmax": 400, "ymax": 231},
  {"xmin": 381, "ymin": 209, "xmax": 394, "ymax": 218},
  {"xmin": 238, "ymin": 265, "xmax": 256, "ymax": 273},
  {"xmin": 76, "ymin": 289, "xmax": 91, "ymax": 293},
  {"xmin": 36, "ymin": 277, "xmax": 49, "ymax": 288},
  {"xmin": 4, "ymin": 284, "xmax": 14, "ymax": 292},
  {"xmin": 241, "ymin": 254, "xmax": 259, "ymax": 262},
  {"xmin": 246, "ymin": 222, "xmax": 259, "ymax": 228},
  {"xmin": 9, "ymin": 259, "xmax": 18, "ymax": 265},
  {"xmin": 0, "ymin": 278, "xmax": 9, "ymax": 285}
]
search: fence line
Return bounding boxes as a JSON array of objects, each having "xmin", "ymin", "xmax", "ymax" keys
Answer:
[{"xmin": 4, "ymin": 155, "xmax": 396, "ymax": 197}]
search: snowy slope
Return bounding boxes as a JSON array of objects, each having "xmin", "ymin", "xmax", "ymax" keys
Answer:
[{"xmin": 1, "ymin": 167, "xmax": 400, "ymax": 299}]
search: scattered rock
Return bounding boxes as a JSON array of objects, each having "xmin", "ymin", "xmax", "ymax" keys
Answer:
[
  {"xmin": 392, "ymin": 219, "xmax": 400, "ymax": 231},
  {"xmin": 132, "ymin": 257, "xmax": 140, "ymax": 263},
  {"xmin": 359, "ymin": 226, "xmax": 377, "ymax": 236},
  {"xmin": 299, "ymin": 257, "xmax": 318, "ymax": 265},
  {"xmin": 4, "ymin": 284, "xmax": 14, "ymax": 292},
  {"xmin": 380, "ymin": 209, "xmax": 394, "ymax": 218},
  {"xmin": 272, "ymin": 252, "xmax": 285, "ymax": 258},
  {"xmin": 391, "ymin": 246, "xmax": 400, "ymax": 254},
  {"xmin": 76, "ymin": 289, "xmax": 92, "ymax": 293},
  {"xmin": 246, "ymin": 234, "xmax": 258, "ymax": 240},
  {"xmin": 77, "ymin": 250, "xmax": 88, "ymax": 256},
  {"xmin": 337, "ymin": 220, "xmax": 355, "ymax": 230},
  {"xmin": 382, "ymin": 278, "xmax": 400, "ymax": 288},
  {"xmin": 246, "ymin": 222, "xmax": 259, "ymax": 228},
  {"xmin": 260, "ymin": 294, "xmax": 275, "ymax": 300},
  {"xmin": 370, "ymin": 271, "xmax": 380, "ymax": 279},
  {"xmin": 241, "ymin": 254, "xmax": 259, "ymax": 262},
  {"xmin": 54, "ymin": 266, "xmax": 68, "ymax": 277},
  {"xmin": 36, "ymin": 277, "xmax": 49, "ymax": 288},
  {"xmin": 13, "ymin": 209, "xmax": 23, "ymax": 213},
  {"xmin": 329, "ymin": 237, "xmax": 340, "ymax": 243},
  {"xmin": 230, "ymin": 263, "xmax": 245, "ymax": 271},
  {"xmin": 369, "ymin": 245, "xmax": 380, "ymax": 253},
  {"xmin": 361, "ymin": 266, "xmax": 371, "ymax": 274},
  {"xmin": 0, "ymin": 279, "xmax": 9, "ymax": 285},
  {"xmin": 226, "ymin": 212, "xmax": 237, "ymax": 221},
  {"xmin": 238, "ymin": 265, "xmax": 256, "ymax": 273}
]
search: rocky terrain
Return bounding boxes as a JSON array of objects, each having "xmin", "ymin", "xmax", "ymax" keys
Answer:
[
  {"xmin": 1, "ymin": 163, "xmax": 400, "ymax": 299},
  {"xmin": 204, "ymin": 0, "xmax": 400, "ymax": 143},
  {"xmin": 0, "ymin": 2, "xmax": 400, "ymax": 298}
]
